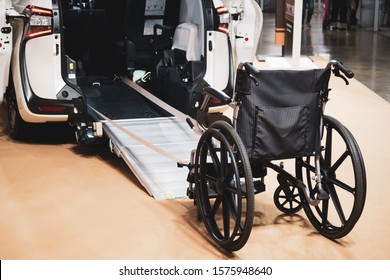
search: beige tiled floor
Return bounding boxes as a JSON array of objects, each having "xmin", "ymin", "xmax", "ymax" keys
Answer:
[{"xmin": 1, "ymin": 55, "xmax": 389, "ymax": 259}]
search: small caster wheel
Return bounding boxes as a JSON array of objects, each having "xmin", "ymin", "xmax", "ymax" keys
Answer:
[{"xmin": 273, "ymin": 184, "xmax": 303, "ymax": 214}]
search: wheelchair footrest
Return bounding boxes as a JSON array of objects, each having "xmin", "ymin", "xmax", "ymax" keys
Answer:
[
  {"xmin": 317, "ymin": 188, "xmax": 330, "ymax": 200},
  {"xmin": 254, "ymin": 180, "xmax": 266, "ymax": 194}
]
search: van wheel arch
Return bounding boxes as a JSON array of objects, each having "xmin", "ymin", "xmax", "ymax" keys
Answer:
[{"xmin": 5, "ymin": 76, "xmax": 30, "ymax": 140}]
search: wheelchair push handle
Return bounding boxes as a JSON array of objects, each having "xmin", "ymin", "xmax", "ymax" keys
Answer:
[
  {"xmin": 240, "ymin": 62, "xmax": 261, "ymax": 76},
  {"xmin": 334, "ymin": 61, "xmax": 354, "ymax": 78},
  {"xmin": 328, "ymin": 60, "xmax": 354, "ymax": 85},
  {"xmin": 240, "ymin": 60, "xmax": 354, "ymax": 83}
]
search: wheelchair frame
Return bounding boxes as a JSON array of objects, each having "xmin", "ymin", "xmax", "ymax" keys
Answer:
[{"xmin": 185, "ymin": 60, "xmax": 367, "ymax": 251}]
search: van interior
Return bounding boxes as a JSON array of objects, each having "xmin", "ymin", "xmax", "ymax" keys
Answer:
[{"xmin": 60, "ymin": 0, "xmax": 222, "ymax": 121}]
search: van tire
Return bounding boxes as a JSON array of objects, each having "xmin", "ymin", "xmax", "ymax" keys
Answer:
[{"xmin": 6, "ymin": 86, "xmax": 30, "ymax": 141}]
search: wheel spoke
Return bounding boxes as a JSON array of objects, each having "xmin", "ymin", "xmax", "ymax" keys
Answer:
[
  {"xmin": 328, "ymin": 150, "xmax": 349, "ymax": 175},
  {"xmin": 205, "ymin": 174, "xmax": 217, "ymax": 184},
  {"xmin": 326, "ymin": 183, "xmax": 347, "ymax": 225},
  {"xmin": 225, "ymin": 192, "xmax": 244, "ymax": 236},
  {"xmin": 320, "ymin": 199, "xmax": 329, "ymax": 227},
  {"xmin": 220, "ymin": 141, "xmax": 228, "ymax": 178},
  {"xmin": 210, "ymin": 196, "xmax": 222, "ymax": 218},
  {"xmin": 225, "ymin": 185, "xmax": 238, "ymax": 194},
  {"xmin": 281, "ymin": 200, "xmax": 289, "ymax": 207},
  {"xmin": 328, "ymin": 176, "xmax": 355, "ymax": 194},
  {"xmin": 222, "ymin": 195, "xmax": 231, "ymax": 238},
  {"xmin": 293, "ymin": 198, "xmax": 301, "ymax": 204},
  {"xmin": 206, "ymin": 140, "xmax": 221, "ymax": 176},
  {"xmin": 223, "ymin": 164, "xmax": 235, "ymax": 185}
]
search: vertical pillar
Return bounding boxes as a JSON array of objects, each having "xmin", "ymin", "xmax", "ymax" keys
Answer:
[
  {"xmin": 374, "ymin": 0, "xmax": 380, "ymax": 31},
  {"xmin": 275, "ymin": 0, "xmax": 286, "ymax": 48},
  {"xmin": 292, "ymin": 0, "xmax": 302, "ymax": 67},
  {"xmin": 284, "ymin": 0, "xmax": 302, "ymax": 67}
]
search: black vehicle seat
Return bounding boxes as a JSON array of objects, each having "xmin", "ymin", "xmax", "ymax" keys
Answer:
[
  {"xmin": 123, "ymin": 0, "xmax": 181, "ymax": 79},
  {"xmin": 155, "ymin": 21, "xmax": 205, "ymax": 115},
  {"xmin": 158, "ymin": 22, "xmax": 203, "ymax": 85},
  {"xmin": 171, "ymin": 23, "xmax": 200, "ymax": 62}
]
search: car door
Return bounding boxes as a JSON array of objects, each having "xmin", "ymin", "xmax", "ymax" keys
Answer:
[
  {"xmin": 203, "ymin": 0, "xmax": 232, "ymax": 91},
  {"xmin": 203, "ymin": 0, "xmax": 262, "ymax": 91},
  {"xmin": 227, "ymin": 0, "xmax": 263, "ymax": 69},
  {"xmin": 0, "ymin": 0, "xmax": 13, "ymax": 103},
  {"xmin": 22, "ymin": 1, "xmax": 66, "ymax": 101}
]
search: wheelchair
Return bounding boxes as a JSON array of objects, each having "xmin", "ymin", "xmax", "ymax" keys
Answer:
[{"xmin": 185, "ymin": 60, "xmax": 367, "ymax": 251}]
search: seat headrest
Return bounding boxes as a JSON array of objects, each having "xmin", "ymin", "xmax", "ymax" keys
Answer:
[{"xmin": 172, "ymin": 23, "xmax": 200, "ymax": 61}]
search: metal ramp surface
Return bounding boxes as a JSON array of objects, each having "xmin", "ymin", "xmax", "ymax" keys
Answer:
[{"xmin": 102, "ymin": 117, "xmax": 199, "ymax": 200}]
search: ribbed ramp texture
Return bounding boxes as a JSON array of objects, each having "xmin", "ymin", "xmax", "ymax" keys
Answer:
[{"xmin": 103, "ymin": 117, "xmax": 199, "ymax": 200}]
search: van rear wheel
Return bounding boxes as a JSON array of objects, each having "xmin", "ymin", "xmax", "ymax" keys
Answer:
[{"xmin": 6, "ymin": 86, "xmax": 29, "ymax": 140}]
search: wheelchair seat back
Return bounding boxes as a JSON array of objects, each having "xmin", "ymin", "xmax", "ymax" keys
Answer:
[{"xmin": 236, "ymin": 67, "xmax": 331, "ymax": 161}]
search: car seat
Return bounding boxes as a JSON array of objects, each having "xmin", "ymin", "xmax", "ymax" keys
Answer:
[{"xmin": 123, "ymin": 0, "xmax": 181, "ymax": 79}]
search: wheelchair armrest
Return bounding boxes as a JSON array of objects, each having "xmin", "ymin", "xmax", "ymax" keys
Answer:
[{"xmin": 202, "ymin": 86, "xmax": 232, "ymax": 105}]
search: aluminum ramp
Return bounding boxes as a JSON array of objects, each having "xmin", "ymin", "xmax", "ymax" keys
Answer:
[{"xmin": 102, "ymin": 117, "xmax": 199, "ymax": 200}]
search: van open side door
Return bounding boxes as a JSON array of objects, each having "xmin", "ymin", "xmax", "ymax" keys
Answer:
[
  {"xmin": 204, "ymin": 0, "xmax": 262, "ymax": 92},
  {"xmin": 0, "ymin": 0, "xmax": 13, "ymax": 103},
  {"xmin": 227, "ymin": 0, "xmax": 263, "ymax": 68}
]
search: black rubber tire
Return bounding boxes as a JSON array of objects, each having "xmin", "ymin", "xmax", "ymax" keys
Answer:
[
  {"xmin": 6, "ymin": 82, "xmax": 30, "ymax": 140},
  {"xmin": 296, "ymin": 115, "xmax": 366, "ymax": 239},
  {"xmin": 195, "ymin": 121, "xmax": 254, "ymax": 251}
]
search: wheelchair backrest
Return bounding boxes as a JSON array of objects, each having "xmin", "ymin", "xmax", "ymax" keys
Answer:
[{"xmin": 236, "ymin": 67, "xmax": 331, "ymax": 160}]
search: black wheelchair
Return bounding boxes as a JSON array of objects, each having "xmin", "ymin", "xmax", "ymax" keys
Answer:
[{"xmin": 185, "ymin": 61, "xmax": 367, "ymax": 251}]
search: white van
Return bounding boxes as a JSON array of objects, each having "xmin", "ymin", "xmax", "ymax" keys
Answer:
[{"xmin": 1, "ymin": 0, "xmax": 262, "ymax": 141}]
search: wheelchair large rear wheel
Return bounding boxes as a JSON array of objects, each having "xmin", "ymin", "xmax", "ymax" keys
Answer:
[
  {"xmin": 195, "ymin": 121, "xmax": 254, "ymax": 251},
  {"xmin": 296, "ymin": 115, "xmax": 366, "ymax": 239}
]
